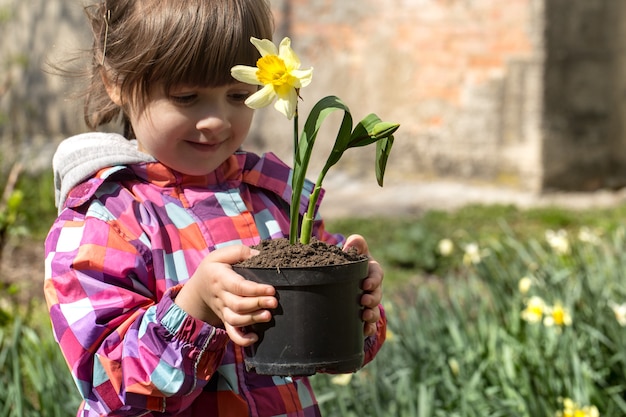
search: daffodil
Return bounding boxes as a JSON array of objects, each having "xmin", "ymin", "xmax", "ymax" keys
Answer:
[
  {"xmin": 544, "ymin": 302, "xmax": 572, "ymax": 328},
  {"xmin": 231, "ymin": 38, "xmax": 398, "ymax": 244},
  {"xmin": 546, "ymin": 229, "xmax": 570, "ymax": 255},
  {"xmin": 578, "ymin": 226, "xmax": 601, "ymax": 245},
  {"xmin": 231, "ymin": 37, "xmax": 313, "ymax": 120},
  {"xmin": 556, "ymin": 397, "xmax": 600, "ymax": 417},
  {"xmin": 518, "ymin": 276, "xmax": 533, "ymax": 295},
  {"xmin": 438, "ymin": 238, "xmax": 454, "ymax": 256},
  {"xmin": 448, "ymin": 358, "xmax": 460, "ymax": 377},
  {"xmin": 463, "ymin": 243, "xmax": 481, "ymax": 265},
  {"xmin": 609, "ymin": 301, "xmax": 626, "ymax": 326},
  {"xmin": 330, "ymin": 373, "xmax": 353, "ymax": 386},
  {"xmin": 521, "ymin": 296, "xmax": 545, "ymax": 323}
]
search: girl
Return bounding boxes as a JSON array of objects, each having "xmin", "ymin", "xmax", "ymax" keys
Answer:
[{"xmin": 44, "ymin": 0, "xmax": 386, "ymax": 416}]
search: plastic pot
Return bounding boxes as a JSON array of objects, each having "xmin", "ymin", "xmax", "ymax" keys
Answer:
[{"xmin": 233, "ymin": 258, "xmax": 368, "ymax": 376}]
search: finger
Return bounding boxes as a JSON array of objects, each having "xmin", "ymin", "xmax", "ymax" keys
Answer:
[
  {"xmin": 224, "ymin": 270, "xmax": 276, "ymax": 297},
  {"xmin": 363, "ymin": 322, "xmax": 377, "ymax": 337},
  {"xmin": 222, "ymin": 305, "xmax": 273, "ymax": 328},
  {"xmin": 224, "ymin": 323, "xmax": 259, "ymax": 347},
  {"xmin": 361, "ymin": 306, "xmax": 381, "ymax": 325},
  {"xmin": 204, "ymin": 244, "xmax": 259, "ymax": 265},
  {"xmin": 223, "ymin": 293, "xmax": 278, "ymax": 315},
  {"xmin": 361, "ymin": 265, "xmax": 383, "ymax": 292},
  {"xmin": 343, "ymin": 234, "xmax": 369, "ymax": 255},
  {"xmin": 361, "ymin": 289, "xmax": 382, "ymax": 309}
]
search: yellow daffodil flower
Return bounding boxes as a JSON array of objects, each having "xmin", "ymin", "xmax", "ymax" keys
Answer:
[
  {"xmin": 330, "ymin": 373, "xmax": 353, "ymax": 386},
  {"xmin": 556, "ymin": 397, "xmax": 600, "ymax": 417},
  {"xmin": 521, "ymin": 296, "xmax": 545, "ymax": 323},
  {"xmin": 231, "ymin": 37, "xmax": 313, "ymax": 119},
  {"xmin": 544, "ymin": 302, "xmax": 572, "ymax": 327}
]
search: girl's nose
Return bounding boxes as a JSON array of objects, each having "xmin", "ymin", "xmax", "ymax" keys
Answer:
[{"xmin": 196, "ymin": 106, "xmax": 230, "ymax": 135}]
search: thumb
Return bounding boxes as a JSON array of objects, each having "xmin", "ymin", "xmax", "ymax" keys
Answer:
[
  {"xmin": 343, "ymin": 234, "xmax": 369, "ymax": 256},
  {"xmin": 204, "ymin": 244, "xmax": 259, "ymax": 265}
]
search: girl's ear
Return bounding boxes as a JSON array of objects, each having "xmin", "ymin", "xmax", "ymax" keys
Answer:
[{"xmin": 101, "ymin": 69, "xmax": 122, "ymax": 106}]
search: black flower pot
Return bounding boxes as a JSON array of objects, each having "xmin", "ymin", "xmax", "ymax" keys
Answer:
[{"xmin": 233, "ymin": 258, "xmax": 368, "ymax": 376}]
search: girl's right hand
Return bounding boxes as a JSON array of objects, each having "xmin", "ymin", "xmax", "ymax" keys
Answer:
[{"xmin": 174, "ymin": 245, "xmax": 277, "ymax": 346}]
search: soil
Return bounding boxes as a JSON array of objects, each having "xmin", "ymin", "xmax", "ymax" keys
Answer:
[{"xmin": 235, "ymin": 238, "xmax": 366, "ymax": 268}]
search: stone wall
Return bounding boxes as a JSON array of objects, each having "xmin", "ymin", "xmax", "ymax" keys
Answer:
[
  {"xmin": 1, "ymin": 0, "xmax": 624, "ymax": 193},
  {"xmin": 264, "ymin": 0, "xmax": 545, "ymax": 190},
  {"xmin": 542, "ymin": 0, "xmax": 626, "ymax": 191}
]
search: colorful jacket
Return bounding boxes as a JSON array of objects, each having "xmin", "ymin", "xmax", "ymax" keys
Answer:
[{"xmin": 44, "ymin": 133, "xmax": 386, "ymax": 416}]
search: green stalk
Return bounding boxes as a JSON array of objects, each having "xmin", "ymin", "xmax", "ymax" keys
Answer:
[
  {"xmin": 300, "ymin": 182, "xmax": 323, "ymax": 245},
  {"xmin": 289, "ymin": 106, "xmax": 300, "ymax": 244}
]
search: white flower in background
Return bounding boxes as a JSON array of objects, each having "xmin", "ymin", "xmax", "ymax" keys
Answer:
[
  {"xmin": 521, "ymin": 296, "xmax": 545, "ymax": 323},
  {"xmin": 578, "ymin": 226, "xmax": 601, "ymax": 245},
  {"xmin": 330, "ymin": 373, "xmax": 353, "ymax": 386},
  {"xmin": 463, "ymin": 243, "xmax": 482, "ymax": 265},
  {"xmin": 518, "ymin": 276, "xmax": 533, "ymax": 295},
  {"xmin": 610, "ymin": 302, "xmax": 626, "ymax": 327},
  {"xmin": 438, "ymin": 238, "xmax": 454, "ymax": 256},
  {"xmin": 545, "ymin": 229, "xmax": 570, "ymax": 255}
]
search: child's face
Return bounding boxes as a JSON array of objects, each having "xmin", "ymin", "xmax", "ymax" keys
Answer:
[{"xmin": 128, "ymin": 83, "xmax": 258, "ymax": 175}]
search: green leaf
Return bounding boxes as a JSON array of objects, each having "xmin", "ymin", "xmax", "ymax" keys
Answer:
[
  {"xmin": 371, "ymin": 121, "xmax": 400, "ymax": 140},
  {"xmin": 291, "ymin": 96, "xmax": 352, "ymax": 243},
  {"xmin": 375, "ymin": 135, "xmax": 394, "ymax": 186}
]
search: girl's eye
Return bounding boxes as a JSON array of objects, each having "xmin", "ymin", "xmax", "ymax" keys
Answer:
[
  {"xmin": 170, "ymin": 94, "xmax": 197, "ymax": 105},
  {"xmin": 229, "ymin": 91, "xmax": 252, "ymax": 103}
]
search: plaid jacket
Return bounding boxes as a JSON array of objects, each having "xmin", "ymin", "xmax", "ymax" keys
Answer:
[{"xmin": 44, "ymin": 149, "xmax": 386, "ymax": 416}]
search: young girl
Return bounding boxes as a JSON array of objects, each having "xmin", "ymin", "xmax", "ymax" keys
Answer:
[{"xmin": 44, "ymin": 1, "xmax": 386, "ymax": 416}]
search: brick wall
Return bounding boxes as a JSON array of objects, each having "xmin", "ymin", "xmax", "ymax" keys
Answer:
[{"xmin": 260, "ymin": 0, "xmax": 545, "ymax": 190}]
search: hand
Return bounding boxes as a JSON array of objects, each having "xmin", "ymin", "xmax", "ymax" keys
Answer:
[
  {"xmin": 343, "ymin": 234, "xmax": 383, "ymax": 337},
  {"xmin": 174, "ymin": 245, "xmax": 277, "ymax": 347}
]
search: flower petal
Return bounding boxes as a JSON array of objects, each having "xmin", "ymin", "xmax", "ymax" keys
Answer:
[
  {"xmin": 291, "ymin": 68, "xmax": 313, "ymax": 88},
  {"xmin": 244, "ymin": 85, "xmax": 276, "ymax": 109},
  {"xmin": 279, "ymin": 37, "xmax": 301, "ymax": 69},
  {"xmin": 250, "ymin": 37, "xmax": 278, "ymax": 57},
  {"xmin": 231, "ymin": 65, "xmax": 263, "ymax": 85},
  {"xmin": 274, "ymin": 88, "xmax": 298, "ymax": 119}
]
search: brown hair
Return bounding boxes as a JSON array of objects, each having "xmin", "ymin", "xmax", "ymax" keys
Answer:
[{"xmin": 82, "ymin": 0, "xmax": 273, "ymax": 137}]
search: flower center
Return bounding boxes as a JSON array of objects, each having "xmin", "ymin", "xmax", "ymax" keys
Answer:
[
  {"xmin": 552, "ymin": 308, "xmax": 565, "ymax": 325},
  {"xmin": 256, "ymin": 55, "xmax": 297, "ymax": 95}
]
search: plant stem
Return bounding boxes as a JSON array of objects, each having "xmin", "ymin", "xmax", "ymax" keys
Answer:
[
  {"xmin": 289, "ymin": 107, "xmax": 300, "ymax": 244},
  {"xmin": 300, "ymin": 183, "xmax": 322, "ymax": 244}
]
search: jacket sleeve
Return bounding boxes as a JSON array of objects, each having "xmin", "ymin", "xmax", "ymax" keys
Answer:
[{"xmin": 44, "ymin": 207, "xmax": 230, "ymax": 415}]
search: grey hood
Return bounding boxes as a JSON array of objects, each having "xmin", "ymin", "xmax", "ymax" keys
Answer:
[{"xmin": 53, "ymin": 132, "xmax": 156, "ymax": 213}]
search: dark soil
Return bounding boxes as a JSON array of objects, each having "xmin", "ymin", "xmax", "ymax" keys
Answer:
[{"xmin": 236, "ymin": 238, "xmax": 367, "ymax": 268}]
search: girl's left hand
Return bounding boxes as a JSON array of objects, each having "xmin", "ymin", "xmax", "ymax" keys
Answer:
[{"xmin": 343, "ymin": 234, "xmax": 383, "ymax": 337}]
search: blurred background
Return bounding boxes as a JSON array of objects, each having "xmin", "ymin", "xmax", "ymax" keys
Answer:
[
  {"xmin": 3, "ymin": 1, "xmax": 626, "ymax": 415},
  {"xmin": 4, "ymin": 0, "xmax": 626, "ymax": 193}
]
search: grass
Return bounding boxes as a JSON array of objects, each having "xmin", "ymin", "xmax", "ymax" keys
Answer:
[
  {"xmin": 4, "ymin": 171, "xmax": 626, "ymax": 416},
  {"xmin": 314, "ymin": 217, "xmax": 626, "ymax": 416}
]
